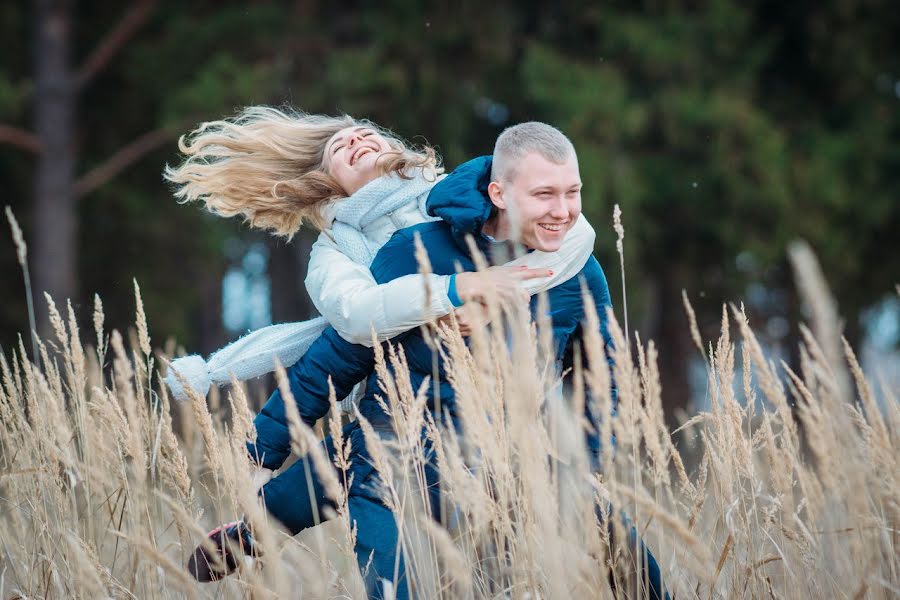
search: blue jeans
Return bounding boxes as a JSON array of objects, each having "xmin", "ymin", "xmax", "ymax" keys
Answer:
[
  {"xmin": 259, "ymin": 423, "xmax": 667, "ymax": 600},
  {"xmin": 259, "ymin": 422, "xmax": 441, "ymax": 599}
]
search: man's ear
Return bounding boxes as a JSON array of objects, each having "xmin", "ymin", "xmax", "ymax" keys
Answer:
[{"xmin": 487, "ymin": 181, "xmax": 506, "ymax": 210}]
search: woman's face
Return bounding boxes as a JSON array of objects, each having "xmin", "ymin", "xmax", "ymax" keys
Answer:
[{"xmin": 323, "ymin": 125, "xmax": 392, "ymax": 196}]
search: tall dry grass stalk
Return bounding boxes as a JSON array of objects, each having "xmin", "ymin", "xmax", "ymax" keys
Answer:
[
  {"xmin": 0, "ymin": 222, "xmax": 896, "ymax": 598},
  {"xmin": 5, "ymin": 207, "xmax": 38, "ymax": 367},
  {"xmin": 613, "ymin": 203, "xmax": 628, "ymax": 349}
]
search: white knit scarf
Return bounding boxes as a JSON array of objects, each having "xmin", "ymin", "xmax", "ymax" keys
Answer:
[
  {"xmin": 165, "ymin": 170, "xmax": 439, "ymax": 410},
  {"xmin": 331, "ymin": 170, "xmax": 436, "ymax": 265}
]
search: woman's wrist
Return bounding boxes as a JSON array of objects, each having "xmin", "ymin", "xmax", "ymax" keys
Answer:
[{"xmin": 448, "ymin": 273, "xmax": 466, "ymax": 307}]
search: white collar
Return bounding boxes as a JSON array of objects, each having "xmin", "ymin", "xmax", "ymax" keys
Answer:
[{"xmin": 320, "ymin": 198, "xmax": 347, "ymax": 229}]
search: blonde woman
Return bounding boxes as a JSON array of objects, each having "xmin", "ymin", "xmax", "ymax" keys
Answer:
[{"xmin": 164, "ymin": 106, "xmax": 595, "ymax": 415}]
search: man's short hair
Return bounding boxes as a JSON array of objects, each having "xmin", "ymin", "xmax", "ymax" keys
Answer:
[{"xmin": 491, "ymin": 122, "xmax": 577, "ymax": 183}]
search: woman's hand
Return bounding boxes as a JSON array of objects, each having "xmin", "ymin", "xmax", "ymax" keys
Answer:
[{"xmin": 454, "ymin": 266, "xmax": 552, "ymax": 307}]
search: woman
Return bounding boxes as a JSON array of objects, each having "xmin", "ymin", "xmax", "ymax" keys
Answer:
[{"xmin": 164, "ymin": 106, "xmax": 595, "ymax": 408}]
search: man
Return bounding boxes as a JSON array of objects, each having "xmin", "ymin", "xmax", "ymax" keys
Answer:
[{"xmin": 192, "ymin": 122, "xmax": 665, "ymax": 599}]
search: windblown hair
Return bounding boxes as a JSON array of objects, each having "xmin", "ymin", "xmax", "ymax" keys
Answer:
[
  {"xmin": 490, "ymin": 121, "xmax": 576, "ymax": 183},
  {"xmin": 164, "ymin": 106, "xmax": 441, "ymax": 238}
]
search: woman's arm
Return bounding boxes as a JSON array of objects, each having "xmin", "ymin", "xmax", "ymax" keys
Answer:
[
  {"xmin": 307, "ymin": 214, "xmax": 594, "ymax": 346},
  {"xmin": 452, "ymin": 213, "xmax": 596, "ymax": 305},
  {"xmin": 305, "ymin": 232, "xmax": 457, "ymax": 346}
]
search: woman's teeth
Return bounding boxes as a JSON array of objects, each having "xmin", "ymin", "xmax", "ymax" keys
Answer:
[
  {"xmin": 352, "ymin": 147, "xmax": 374, "ymax": 165},
  {"xmin": 539, "ymin": 223, "xmax": 565, "ymax": 231}
]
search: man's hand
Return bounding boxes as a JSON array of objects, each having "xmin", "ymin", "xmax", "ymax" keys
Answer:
[
  {"xmin": 438, "ymin": 302, "xmax": 490, "ymax": 336},
  {"xmin": 454, "ymin": 265, "xmax": 551, "ymax": 307}
]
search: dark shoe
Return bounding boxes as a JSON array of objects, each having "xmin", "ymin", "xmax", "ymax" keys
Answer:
[{"xmin": 187, "ymin": 520, "xmax": 256, "ymax": 582}]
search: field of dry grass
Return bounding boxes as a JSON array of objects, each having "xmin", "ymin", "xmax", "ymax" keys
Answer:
[{"xmin": 0, "ymin": 209, "xmax": 897, "ymax": 598}]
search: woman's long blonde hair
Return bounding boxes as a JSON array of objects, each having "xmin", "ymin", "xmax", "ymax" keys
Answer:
[{"xmin": 164, "ymin": 106, "xmax": 441, "ymax": 237}]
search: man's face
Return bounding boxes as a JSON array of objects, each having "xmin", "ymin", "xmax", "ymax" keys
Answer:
[
  {"xmin": 323, "ymin": 126, "xmax": 392, "ymax": 196},
  {"xmin": 493, "ymin": 152, "xmax": 582, "ymax": 252}
]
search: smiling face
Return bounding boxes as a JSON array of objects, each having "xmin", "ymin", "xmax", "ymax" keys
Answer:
[
  {"xmin": 323, "ymin": 125, "xmax": 393, "ymax": 196},
  {"xmin": 487, "ymin": 152, "xmax": 582, "ymax": 252}
]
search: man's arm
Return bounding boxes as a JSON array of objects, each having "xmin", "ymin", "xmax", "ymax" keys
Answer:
[
  {"xmin": 247, "ymin": 327, "xmax": 375, "ymax": 471},
  {"xmin": 561, "ymin": 257, "xmax": 617, "ymax": 465},
  {"xmin": 581, "ymin": 257, "xmax": 617, "ymax": 389}
]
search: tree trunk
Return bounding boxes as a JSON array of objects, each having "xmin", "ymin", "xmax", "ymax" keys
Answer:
[
  {"xmin": 32, "ymin": 0, "xmax": 77, "ymax": 337},
  {"xmin": 267, "ymin": 229, "xmax": 317, "ymax": 323},
  {"xmin": 654, "ymin": 268, "xmax": 695, "ymax": 430},
  {"xmin": 195, "ymin": 262, "xmax": 227, "ymax": 356}
]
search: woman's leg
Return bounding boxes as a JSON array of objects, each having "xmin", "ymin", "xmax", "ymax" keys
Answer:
[
  {"xmin": 258, "ymin": 434, "xmax": 339, "ymax": 535},
  {"xmin": 189, "ymin": 434, "xmax": 343, "ymax": 582}
]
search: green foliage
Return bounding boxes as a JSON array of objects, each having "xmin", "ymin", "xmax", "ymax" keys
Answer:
[
  {"xmin": 0, "ymin": 75, "xmax": 30, "ymax": 120},
  {"xmin": 68, "ymin": 3, "xmax": 291, "ymax": 349},
  {"xmin": 127, "ymin": 6, "xmax": 287, "ymax": 125},
  {"xmin": 521, "ymin": 8, "xmax": 793, "ymax": 298},
  {"xmin": 1, "ymin": 0, "xmax": 897, "ymax": 360},
  {"xmin": 520, "ymin": 2, "xmax": 897, "ymax": 336}
]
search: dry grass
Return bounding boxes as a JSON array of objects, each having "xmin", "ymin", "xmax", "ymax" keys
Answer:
[{"xmin": 0, "ymin": 234, "xmax": 896, "ymax": 598}]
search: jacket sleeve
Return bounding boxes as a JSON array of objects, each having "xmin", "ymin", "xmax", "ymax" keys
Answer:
[
  {"xmin": 506, "ymin": 213, "xmax": 596, "ymax": 293},
  {"xmin": 246, "ymin": 326, "xmax": 375, "ymax": 470},
  {"xmin": 305, "ymin": 232, "xmax": 456, "ymax": 346},
  {"xmin": 578, "ymin": 258, "xmax": 617, "ymax": 402},
  {"xmin": 561, "ymin": 258, "xmax": 618, "ymax": 462}
]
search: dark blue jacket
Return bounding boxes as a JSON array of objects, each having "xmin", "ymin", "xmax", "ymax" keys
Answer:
[{"xmin": 248, "ymin": 156, "xmax": 616, "ymax": 471}]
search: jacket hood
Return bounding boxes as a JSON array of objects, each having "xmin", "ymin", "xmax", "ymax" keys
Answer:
[{"xmin": 426, "ymin": 156, "xmax": 494, "ymax": 251}]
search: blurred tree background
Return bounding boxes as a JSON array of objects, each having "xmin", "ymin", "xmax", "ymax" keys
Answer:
[{"xmin": 1, "ymin": 0, "xmax": 897, "ymax": 419}]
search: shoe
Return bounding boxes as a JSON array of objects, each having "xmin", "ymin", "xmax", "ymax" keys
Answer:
[{"xmin": 187, "ymin": 520, "xmax": 256, "ymax": 582}]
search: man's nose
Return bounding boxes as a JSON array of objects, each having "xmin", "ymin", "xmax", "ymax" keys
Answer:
[{"xmin": 549, "ymin": 196, "xmax": 569, "ymax": 218}]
